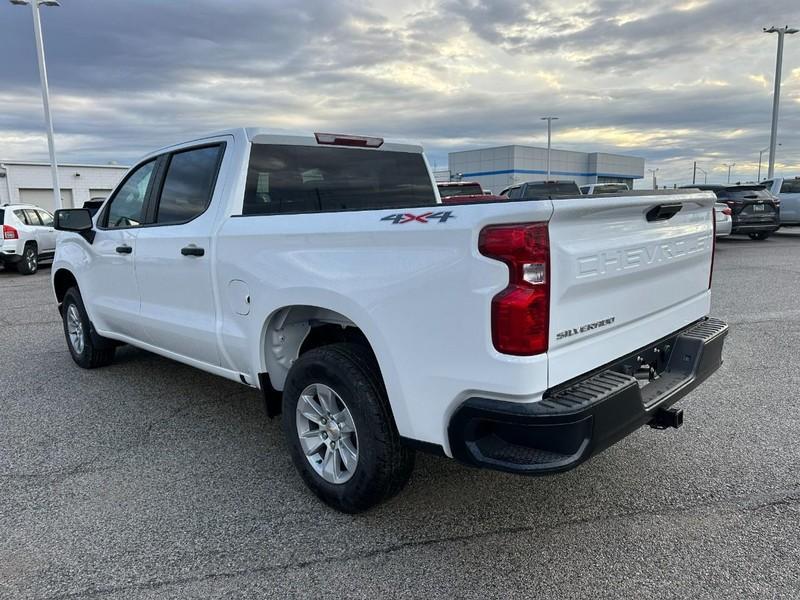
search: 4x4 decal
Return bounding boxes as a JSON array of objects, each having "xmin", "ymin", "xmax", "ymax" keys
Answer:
[{"xmin": 381, "ymin": 211, "xmax": 455, "ymax": 224}]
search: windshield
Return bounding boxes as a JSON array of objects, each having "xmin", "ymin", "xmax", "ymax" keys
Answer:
[
  {"xmin": 244, "ymin": 144, "xmax": 437, "ymax": 215},
  {"xmin": 437, "ymin": 183, "xmax": 483, "ymax": 197},
  {"xmin": 523, "ymin": 181, "xmax": 581, "ymax": 199},
  {"xmin": 593, "ymin": 184, "xmax": 628, "ymax": 194}
]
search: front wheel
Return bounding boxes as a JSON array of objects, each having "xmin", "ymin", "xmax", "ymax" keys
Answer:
[
  {"xmin": 282, "ymin": 343, "xmax": 415, "ymax": 513},
  {"xmin": 62, "ymin": 287, "xmax": 116, "ymax": 368},
  {"xmin": 748, "ymin": 232, "xmax": 771, "ymax": 240}
]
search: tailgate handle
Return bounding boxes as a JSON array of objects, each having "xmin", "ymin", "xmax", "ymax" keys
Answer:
[{"xmin": 646, "ymin": 203, "xmax": 682, "ymax": 222}]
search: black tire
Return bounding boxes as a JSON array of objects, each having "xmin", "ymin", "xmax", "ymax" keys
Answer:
[
  {"xmin": 282, "ymin": 343, "xmax": 415, "ymax": 513},
  {"xmin": 62, "ymin": 287, "xmax": 116, "ymax": 368},
  {"xmin": 748, "ymin": 232, "xmax": 771, "ymax": 240},
  {"xmin": 15, "ymin": 244, "xmax": 38, "ymax": 275}
]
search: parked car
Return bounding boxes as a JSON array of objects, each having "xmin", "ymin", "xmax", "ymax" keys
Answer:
[
  {"xmin": 681, "ymin": 184, "xmax": 779, "ymax": 240},
  {"xmin": 500, "ymin": 180, "xmax": 581, "ymax": 199},
  {"xmin": 437, "ymin": 181, "xmax": 503, "ymax": 204},
  {"xmin": 82, "ymin": 198, "xmax": 107, "ymax": 217},
  {"xmin": 0, "ymin": 204, "xmax": 57, "ymax": 274},
  {"xmin": 579, "ymin": 183, "xmax": 630, "ymax": 195},
  {"xmin": 762, "ymin": 177, "xmax": 800, "ymax": 225},
  {"xmin": 714, "ymin": 202, "xmax": 732, "ymax": 237},
  {"xmin": 52, "ymin": 128, "xmax": 726, "ymax": 512}
]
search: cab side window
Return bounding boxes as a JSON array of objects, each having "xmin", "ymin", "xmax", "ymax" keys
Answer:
[
  {"xmin": 155, "ymin": 145, "xmax": 223, "ymax": 225},
  {"xmin": 104, "ymin": 160, "xmax": 157, "ymax": 229}
]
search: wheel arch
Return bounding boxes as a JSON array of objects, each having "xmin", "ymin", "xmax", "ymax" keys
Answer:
[
  {"xmin": 260, "ymin": 304, "xmax": 380, "ymax": 392},
  {"xmin": 53, "ymin": 268, "xmax": 79, "ymax": 308}
]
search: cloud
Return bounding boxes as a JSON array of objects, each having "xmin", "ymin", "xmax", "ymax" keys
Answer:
[{"xmin": 0, "ymin": 0, "xmax": 798, "ymax": 186}]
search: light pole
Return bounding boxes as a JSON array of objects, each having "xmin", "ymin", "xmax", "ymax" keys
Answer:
[
  {"xmin": 648, "ymin": 168, "xmax": 659, "ymax": 190},
  {"xmin": 540, "ymin": 116, "xmax": 558, "ymax": 180},
  {"xmin": 696, "ymin": 166, "xmax": 708, "ymax": 185},
  {"xmin": 763, "ymin": 25, "xmax": 798, "ymax": 180},
  {"xmin": 723, "ymin": 162, "xmax": 736, "ymax": 183},
  {"xmin": 10, "ymin": 0, "xmax": 62, "ymax": 211},
  {"xmin": 757, "ymin": 143, "xmax": 781, "ymax": 181}
]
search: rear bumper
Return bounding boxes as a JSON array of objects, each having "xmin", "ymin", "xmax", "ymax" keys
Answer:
[
  {"xmin": 448, "ymin": 317, "xmax": 728, "ymax": 475},
  {"xmin": 731, "ymin": 218, "xmax": 779, "ymax": 233}
]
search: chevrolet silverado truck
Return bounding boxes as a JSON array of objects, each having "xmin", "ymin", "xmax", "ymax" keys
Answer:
[{"xmin": 51, "ymin": 128, "xmax": 728, "ymax": 512}]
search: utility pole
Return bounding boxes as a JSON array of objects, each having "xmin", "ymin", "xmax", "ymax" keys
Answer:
[
  {"xmin": 763, "ymin": 25, "xmax": 798, "ymax": 179},
  {"xmin": 540, "ymin": 116, "xmax": 559, "ymax": 180},
  {"xmin": 648, "ymin": 168, "xmax": 659, "ymax": 190},
  {"xmin": 693, "ymin": 161, "xmax": 697, "ymax": 185}
]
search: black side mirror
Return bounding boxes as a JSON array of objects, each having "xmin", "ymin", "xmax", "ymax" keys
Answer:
[{"xmin": 55, "ymin": 208, "xmax": 95, "ymax": 243}]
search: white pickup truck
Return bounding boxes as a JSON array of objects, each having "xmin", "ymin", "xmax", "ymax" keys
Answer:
[{"xmin": 52, "ymin": 128, "xmax": 727, "ymax": 512}]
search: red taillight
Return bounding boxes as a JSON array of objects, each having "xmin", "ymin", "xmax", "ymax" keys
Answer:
[
  {"xmin": 709, "ymin": 207, "xmax": 716, "ymax": 289},
  {"xmin": 2, "ymin": 224, "xmax": 18, "ymax": 240},
  {"xmin": 479, "ymin": 222, "xmax": 550, "ymax": 356}
]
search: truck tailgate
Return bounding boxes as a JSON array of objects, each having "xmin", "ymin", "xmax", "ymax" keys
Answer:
[{"xmin": 547, "ymin": 192, "xmax": 715, "ymax": 386}]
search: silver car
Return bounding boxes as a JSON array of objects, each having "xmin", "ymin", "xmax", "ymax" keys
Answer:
[{"xmin": 763, "ymin": 177, "xmax": 800, "ymax": 226}]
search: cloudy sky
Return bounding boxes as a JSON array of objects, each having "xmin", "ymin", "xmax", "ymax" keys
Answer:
[{"xmin": 1, "ymin": 0, "xmax": 799, "ymax": 187}]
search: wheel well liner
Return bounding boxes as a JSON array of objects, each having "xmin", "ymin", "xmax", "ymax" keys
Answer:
[
  {"xmin": 53, "ymin": 269, "xmax": 79, "ymax": 305},
  {"xmin": 261, "ymin": 305, "xmax": 381, "ymax": 403}
]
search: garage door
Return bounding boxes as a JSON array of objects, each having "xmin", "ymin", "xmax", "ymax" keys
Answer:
[
  {"xmin": 18, "ymin": 189, "xmax": 74, "ymax": 212},
  {"xmin": 88, "ymin": 189, "xmax": 113, "ymax": 203}
]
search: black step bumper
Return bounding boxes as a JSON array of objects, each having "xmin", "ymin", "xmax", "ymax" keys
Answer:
[{"xmin": 448, "ymin": 317, "xmax": 728, "ymax": 475}]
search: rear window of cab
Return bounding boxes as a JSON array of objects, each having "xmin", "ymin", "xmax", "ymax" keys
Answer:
[{"xmin": 243, "ymin": 144, "xmax": 437, "ymax": 215}]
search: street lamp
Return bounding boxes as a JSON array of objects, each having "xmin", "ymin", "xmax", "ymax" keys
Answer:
[
  {"xmin": 648, "ymin": 168, "xmax": 659, "ymax": 190},
  {"xmin": 763, "ymin": 25, "xmax": 798, "ymax": 180},
  {"xmin": 696, "ymin": 166, "xmax": 708, "ymax": 185},
  {"xmin": 723, "ymin": 162, "xmax": 736, "ymax": 183},
  {"xmin": 757, "ymin": 143, "xmax": 781, "ymax": 181},
  {"xmin": 540, "ymin": 116, "xmax": 558, "ymax": 180},
  {"xmin": 10, "ymin": 0, "xmax": 62, "ymax": 211}
]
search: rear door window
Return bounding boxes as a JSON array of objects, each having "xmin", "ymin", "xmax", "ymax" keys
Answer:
[
  {"xmin": 243, "ymin": 144, "xmax": 436, "ymax": 215},
  {"xmin": 24, "ymin": 209, "xmax": 42, "ymax": 225},
  {"xmin": 36, "ymin": 210, "xmax": 54, "ymax": 226},
  {"xmin": 13, "ymin": 210, "xmax": 29, "ymax": 225},
  {"xmin": 154, "ymin": 144, "xmax": 224, "ymax": 225},
  {"xmin": 781, "ymin": 179, "xmax": 800, "ymax": 193}
]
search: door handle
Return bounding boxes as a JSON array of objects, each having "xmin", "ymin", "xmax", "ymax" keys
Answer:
[
  {"xmin": 646, "ymin": 203, "xmax": 683, "ymax": 222},
  {"xmin": 115, "ymin": 245, "xmax": 133, "ymax": 254},
  {"xmin": 181, "ymin": 246, "xmax": 205, "ymax": 257}
]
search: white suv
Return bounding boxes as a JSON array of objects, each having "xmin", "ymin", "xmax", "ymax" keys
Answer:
[{"xmin": 0, "ymin": 204, "xmax": 57, "ymax": 275}]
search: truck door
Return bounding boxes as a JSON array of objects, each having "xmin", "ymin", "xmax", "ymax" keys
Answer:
[
  {"xmin": 133, "ymin": 141, "xmax": 227, "ymax": 367},
  {"xmin": 86, "ymin": 159, "xmax": 157, "ymax": 339}
]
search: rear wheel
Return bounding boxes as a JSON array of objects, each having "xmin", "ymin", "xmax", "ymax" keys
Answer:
[
  {"xmin": 62, "ymin": 287, "xmax": 115, "ymax": 368},
  {"xmin": 282, "ymin": 343, "xmax": 415, "ymax": 513},
  {"xmin": 15, "ymin": 244, "xmax": 38, "ymax": 275},
  {"xmin": 748, "ymin": 232, "xmax": 770, "ymax": 240}
]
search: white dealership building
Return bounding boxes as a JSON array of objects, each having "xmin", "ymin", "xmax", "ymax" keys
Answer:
[
  {"xmin": 448, "ymin": 145, "xmax": 645, "ymax": 193},
  {"xmin": 0, "ymin": 161, "xmax": 129, "ymax": 213}
]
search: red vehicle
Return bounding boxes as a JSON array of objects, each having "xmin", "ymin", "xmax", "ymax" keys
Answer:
[{"xmin": 437, "ymin": 181, "xmax": 504, "ymax": 204}]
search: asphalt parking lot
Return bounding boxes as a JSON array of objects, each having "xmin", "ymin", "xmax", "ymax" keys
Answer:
[{"xmin": 1, "ymin": 232, "xmax": 799, "ymax": 600}]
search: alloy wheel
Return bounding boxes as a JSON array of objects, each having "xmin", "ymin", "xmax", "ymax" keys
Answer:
[
  {"xmin": 295, "ymin": 383, "xmax": 359, "ymax": 484},
  {"xmin": 66, "ymin": 303, "xmax": 85, "ymax": 355}
]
